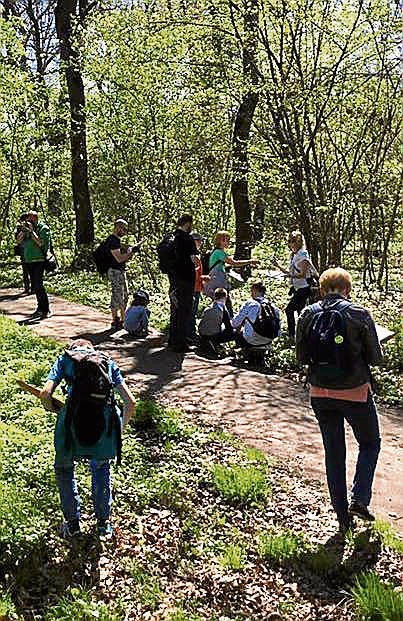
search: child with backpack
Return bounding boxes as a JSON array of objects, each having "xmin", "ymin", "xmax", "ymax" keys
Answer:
[
  {"xmin": 124, "ymin": 289, "xmax": 151, "ymax": 337},
  {"xmin": 40, "ymin": 339, "xmax": 136, "ymax": 538},
  {"xmin": 296, "ymin": 268, "xmax": 383, "ymax": 535},
  {"xmin": 232, "ymin": 282, "xmax": 281, "ymax": 348}
]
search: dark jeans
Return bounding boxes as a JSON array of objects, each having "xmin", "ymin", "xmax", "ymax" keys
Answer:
[
  {"xmin": 169, "ymin": 277, "xmax": 194, "ymax": 350},
  {"xmin": 26, "ymin": 261, "xmax": 49, "ymax": 314},
  {"xmin": 188, "ymin": 291, "xmax": 201, "ymax": 340},
  {"xmin": 286, "ymin": 286, "xmax": 310, "ymax": 337},
  {"xmin": 21, "ymin": 260, "xmax": 31, "ymax": 292},
  {"xmin": 311, "ymin": 393, "xmax": 381, "ymax": 523}
]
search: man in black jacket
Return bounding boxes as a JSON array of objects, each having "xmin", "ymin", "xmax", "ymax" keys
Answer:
[
  {"xmin": 168, "ymin": 214, "xmax": 197, "ymax": 353},
  {"xmin": 296, "ymin": 267, "xmax": 383, "ymax": 534}
]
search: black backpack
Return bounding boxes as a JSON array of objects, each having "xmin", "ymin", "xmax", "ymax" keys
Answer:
[
  {"xmin": 64, "ymin": 349, "xmax": 122, "ymax": 462},
  {"xmin": 157, "ymin": 233, "xmax": 177, "ymax": 274},
  {"xmin": 252, "ymin": 301, "xmax": 281, "ymax": 339},
  {"xmin": 93, "ymin": 240, "xmax": 112, "ymax": 276},
  {"xmin": 307, "ymin": 299, "xmax": 352, "ymax": 382}
]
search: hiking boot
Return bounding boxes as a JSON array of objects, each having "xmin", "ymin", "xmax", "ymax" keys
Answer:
[
  {"xmin": 349, "ymin": 501, "xmax": 375, "ymax": 522},
  {"xmin": 60, "ymin": 519, "xmax": 81, "ymax": 538},
  {"xmin": 97, "ymin": 520, "xmax": 114, "ymax": 539},
  {"xmin": 39, "ymin": 310, "xmax": 52, "ymax": 320}
]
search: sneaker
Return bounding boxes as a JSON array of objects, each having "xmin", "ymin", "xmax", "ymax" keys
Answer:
[
  {"xmin": 349, "ymin": 501, "xmax": 375, "ymax": 522},
  {"xmin": 60, "ymin": 519, "xmax": 80, "ymax": 538},
  {"xmin": 97, "ymin": 520, "xmax": 114, "ymax": 539}
]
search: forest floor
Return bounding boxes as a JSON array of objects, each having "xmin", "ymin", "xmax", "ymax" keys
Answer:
[{"xmin": 0, "ymin": 288, "xmax": 401, "ymax": 534}]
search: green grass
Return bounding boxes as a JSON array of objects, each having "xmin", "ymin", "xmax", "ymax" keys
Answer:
[
  {"xmin": 371, "ymin": 520, "xmax": 403, "ymax": 554},
  {"xmin": 212, "ymin": 463, "xmax": 268, "ymax": 505},
  {"xmin": 219, "ymin": 543, "xmax": 247, "ymax": 570},
  {"xmin": 351, "ymin": 571, "xmax": 403, "ymax": 620},
  {"xmin": 44, "ymin": 588, "xmax": 121, "ymax": 621},
  {"xmin": 257, "ymin": 529, "xmax": 306, "ymax": 565},
  {"xmin": 134, "ymin": 399, "xmax": 184, "ymax": 437},
  {"xmin": 168, "ymin": 609, "xmax": 203, "ymax": 621},
  {"xmin": 127, "ymin": 560, "xmax": 162, "ymax": 610}
]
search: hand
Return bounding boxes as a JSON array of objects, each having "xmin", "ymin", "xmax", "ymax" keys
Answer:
[
  {"xmin": 26, "ymin": 222, "xmax": 33, "ymax": 232},
  {"xmin": 40, "ymin": 389, "xmax": 54, "ymax": 412}
]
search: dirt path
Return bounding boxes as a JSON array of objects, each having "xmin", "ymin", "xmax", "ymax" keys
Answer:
[{"xmin": 1, "ymin": 288, "xmax": 402, "ymax": 532}]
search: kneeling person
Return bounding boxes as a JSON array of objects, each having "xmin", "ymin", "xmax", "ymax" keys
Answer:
[
  {"xmin": 198, "ymin": 288, "xmax": 235, "ymax": 351},
  {"xmin": 40, "ymin": 338, "xmax": 135, "ymax": 538},
  {"xmin": 232, "ymin": 282, "xmax": 281, "ymax": 348},
  {"xmin": 125, "ymin": 289, "xmax": 151, "ymax": 337}
]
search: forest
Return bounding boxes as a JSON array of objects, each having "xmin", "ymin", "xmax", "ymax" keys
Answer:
[{"xmin": 0, "ymin": 0, "xmax": 402, "ymax": 619}]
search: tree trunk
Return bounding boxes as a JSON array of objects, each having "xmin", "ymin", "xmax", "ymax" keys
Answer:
[
  {"xmin": 55, "ymin": 0, "xmax": 94, "ymax": 248},
  {"xmin": 231, "ymin": 0, "xmax": 259, "ymax": 259}
]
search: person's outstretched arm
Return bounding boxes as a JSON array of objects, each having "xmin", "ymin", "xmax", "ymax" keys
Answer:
[{"xmin": 225, "ymin": 256, "xmax": 258, "ymax": 268}]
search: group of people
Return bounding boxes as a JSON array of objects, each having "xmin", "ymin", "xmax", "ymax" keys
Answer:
[{"xmin": 12, "ymin": 212, "xmax": 384, "ymax": 540}]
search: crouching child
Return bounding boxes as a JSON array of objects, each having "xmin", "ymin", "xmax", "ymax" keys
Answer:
[
  {"xmin": 124, "ymin": 289, "xmax": 151, "ymax": 337},
  {"xmin": 40, "ymin": 338, "xmax": 135, "ymax": 538}
]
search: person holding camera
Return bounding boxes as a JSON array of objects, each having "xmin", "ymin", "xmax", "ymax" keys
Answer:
[
  {"xmin": 16, "ymin": 210, "xmax": 51, "ymax": 319},
  {"xmin": 104, "ymin": 219, "xmax": 140, "ymax": 330},
  {"xmin": 14, "ymin": 213, "xmax": 31, "ymax": 294}
]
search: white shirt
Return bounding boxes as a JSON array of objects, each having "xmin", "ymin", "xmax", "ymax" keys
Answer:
[
  {"xmin": 232, "ymin": 297, "xmax": 281, "ymax": 346},
  {"xmin": 289, "ymin": 249, "xmax": 311, "ymax": 289}
]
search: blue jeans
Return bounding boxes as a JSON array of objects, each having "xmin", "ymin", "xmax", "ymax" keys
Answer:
[
  {"xmin": 311, "ymin": 393, "xmax": 381, "ymax": 522},
  {"xmin": 54, "ymin": 459, "xmax": 112, "ymax": 523}
]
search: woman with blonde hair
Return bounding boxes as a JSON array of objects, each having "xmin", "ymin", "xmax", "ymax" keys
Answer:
[
  {"xmin": 205, "ymin": 230, "xmax": 258, "ymax": 316},
  {"xmin": 273, "ymin": 230, "xmax": 318, "ymax": 338}
]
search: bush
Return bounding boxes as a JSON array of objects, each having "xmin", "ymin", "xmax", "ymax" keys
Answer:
[
  {"xmin": 351, "ymin": 571, "xmax": 403, "ymax": 621},
  {"xmin": 0, "ymin": 590, "xmax": 16, "ymax": 619},
  {"xmin": 212, "ymin": 464, "xmax": 268, "ymax": 505}
]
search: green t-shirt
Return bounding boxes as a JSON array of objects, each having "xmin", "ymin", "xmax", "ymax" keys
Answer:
[
  {"xmin": 23, "ymin": 222, "xmax": 51, "ymax": 263},
  {"xmin": 209, "ymin": 248, "xmax": 227, "ymax": 272}
]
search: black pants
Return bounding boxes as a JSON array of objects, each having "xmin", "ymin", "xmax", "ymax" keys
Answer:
[
  {"xmin": 169, "ymin": 278, "xmax": 194, "ymax": 350},
  {"xmin": 26, "ymin": 261, "xmax": 49, "ymax": 314},
  {"xmin": 21, "ymin": 260, "xmax": 31, "ymax": 292},
  {"xmin": 210, "ymin": 328, "xmax": 236, "ymax": 344},
  {"xmin": 311, "ymin": 394, "xmax": 381, "ymax": 523},
  {"xmin": 286, "ymin": 286, "xmax": 310, "ymax": 337}
]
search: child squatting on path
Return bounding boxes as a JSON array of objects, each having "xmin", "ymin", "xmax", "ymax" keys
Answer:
[
  {"xmin": 40, "ymin": 338, "xmax": 136, "ymax": 538},
  {"xmin": 296, "ymin": 267, "xmax": 383, "ymax": 535}
]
